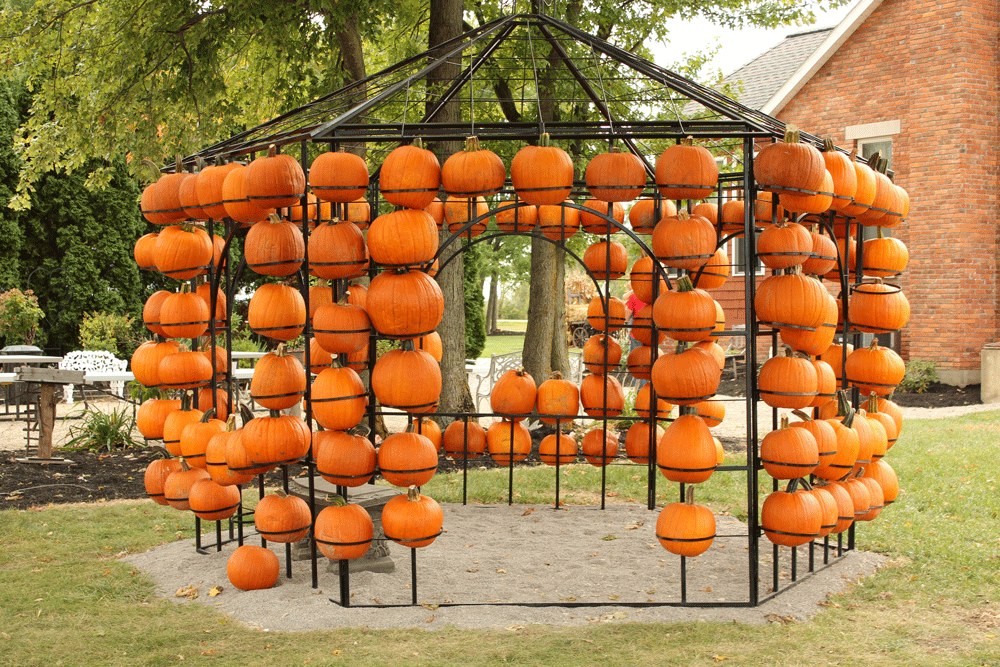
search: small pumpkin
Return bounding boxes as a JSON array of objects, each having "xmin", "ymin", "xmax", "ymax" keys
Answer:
[
  {"xmin": 490, "ymin": 367, "xmax": 537, "ymax": 422},
  {"xmin": 245, "ymin": 144, "xmax": 306, "ymax": 208},
  {"xmin": 188, "ymin": 478, "xmax": 240, "ymax": 521},
  {"xmin": 309, "ymin": 149, "xmax": 369, "ymax": 203},
  {"xmin": 535, "ymin": 371, "xmax": 580, "ymax": 425},
  {"xmin": 760, "ymin": 479, "xmax": 822, "ymax": 547},
  {"xmin": 381, "ymin": 485, "xmax": 443, "ymax": 548},
  {"xmin": 657, "ymin": 408, "xmax": 717, "ymax": 483},
  {"xmin": 441, "ymin": 135, "xmax": 506, "ymax": 198},
  {"xmin": 315, "ymin": 428, "xmax": 376, "ymax": 487},
  {"xmin": 227, "ymin": 545, "xmax": 280, "ymax": 591},
  {"xmin": 654, "ymin": 137, "xmax": 718, "ymax": 201},
  {"xmin": 628, "ymin": 198, "xmax": 676, "ymax": 234},
  {"xmin": 250, "ymin": 343, "xmax": 306, "ymax": 411},
  {"xmin": 370, "ymin": 343, "xmax": 441, "ymax": 414},
  {"xmin": 377, "ymin": 427, "xmax": 438, "ymax": 487},
  {"xmin": 443, "ymin": 420, "xmax": 487, "ymax": 461},
  {"xmin": 538, "ymin": 431, "xmax": 578, "ymax": 466},
  {"xmin": 581, "ymin": 427, "xmax": 618, "ymax": 466},
  {"xmin": 255, "ymin": 490, "xmax": 312, "ymax": 543},
  {"xmin": 144, "ymin": 458, "xmax": 184, "ymax": 505},
  {"xmin": 486, "ymin": 419, "xmax": 531, "ymax": 465},
  {"xmin": 656, "ymin": 487, "xmax": 716, "ymax": 557},
  {"xmin": 760, "ymin": 415, "xmax": 820, "ymax": 480},
  {"xmin": 314, "ymin": 497, "xmax": 374, "ymax": 561},
  {"xmin": 585, "ymin": 147, "xmax": 646, "ymax": 202},
  {"xmin": 162, "ymin": 461, "xmax": 210, "ymax": 511},
  {"xmin": 247, "ymin": 283, "xmax": 306, "ymax": 342}
]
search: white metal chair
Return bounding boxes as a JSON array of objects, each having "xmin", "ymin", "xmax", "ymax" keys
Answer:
[{"xmin": 59, "ymin": 351, "xmax": 128, "ymax": 404}]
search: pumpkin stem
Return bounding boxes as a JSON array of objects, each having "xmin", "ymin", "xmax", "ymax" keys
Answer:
[
  {"xmin": 799, "ymin": 477, "xmax": 814, "ymax": 491},
  {"xmin": 401, "ymin": 338, "xmax": 415, "ymax": 352},
  {"xmin": 141, "ymin": 158, "xmax": 162, "ymax": 182},
  {"xmin": 180, "ymin": 459, "xmax": 190, "ymax": 471},
  {"xmin": 868, "ymin": 338, "xmax": 880, "ymax": 352},
  {"xmin": 239, "ymin": 403, "xmax": 255, "ymax": 425},
  {"xmin": 538, "ymin": 133, "xmax": 551, "ymax": 148},
  {"xmin": 274, "ymin": 489, "xmax": 288, "ymax": 498},
  {"xmin": 674, "ymin": 275, "xmax": 695, "ymax": 292},
  {"xmin": 225, "ymin": 414, "xmax": 237, "ymax": 432},
  {"xmin": 791, "ymin": 409, "xmax": 812, "ymax": 422},
  {"xmin": 275, "ymin": 343, "xmax": 287, "ymax": 358},
  {"xmin": 867, "ymin": 391, "xmax": 879, "ymax": 414},
  {"xmin": 464, "ymin": 136, "xmax": 481, "ymax": 152},
  {"xmin": 268, "ymin": 409, "xmax": 281, "ymax": 419},
  {"xmin": 778, "ymin": 343, "xmax": 795, "ymax": 358},
  {"xmin": 680, "ymin": 136, "xmax": 694, "ymax": 146},
  {"xmin": 783, "ymin": 124, "xmax": 801, "ymax": 144},
  {"xmin": 684, "ymin": 485, "xmax": 695, "ymax": 505},
  {"xmin": 406, "ymin": 485, "xmax": 420, "ymax": 502},
  {"xmin": 822, "ymin": 137, "xmax": 836, "ymax": 153},
  {"xmin": 786, "ymin": 477, "xmax": 800, "ymax": 493},
  {"xmin": 199, "ymin": 408, "xmax": 217, "ymax": 422},
  {"xmin": 411, "ymin": 137, "xmax": 424, "ymax": 150},
  {"xmin": 678, "ymin": 404, "xmax": 696, "ymax": 417},
  {"xmin": 676, "ymin": 210, "xmax": 690, "ymax": 221},
  {"xmin": 674, "ymin": 341, "xmax": 686, "ymax": 355},
  {"xmin": 329, "ymin": 493, "xmax": 348, "ymax": 507},
  {"xmin": 268, "ymin": 212, "xmax": 281, "ymax": 224},
  {"xmin": 550, "ymin": 371, "xmax": 563, "ymax": 380},
  {"xmin": 267, "ymin": 143, "xmax": 279, "ymax": 158},
  {"xmin": 174, "ymin": 154, "xmax": 183, "ymax": 172},
  {"xmin": 835, "ymin": 389, "xmax": 855, "ymax": 428},
  {"xmin": 180, "ymin": 390, "xmax": 192, "ymax": 411},
  {"xmin": 779, "ymin": 414, "xmax": 790, "ymax": 429}
]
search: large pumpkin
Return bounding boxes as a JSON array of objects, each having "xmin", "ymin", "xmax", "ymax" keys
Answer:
[
  {"xmin": 650, "ymin": 344, "xmax": 721, "ymax": 405},
  {"xmin": 761, "ymin": 481, "xmax": 822, "ymax": 547},
  {"xmin": 366, "ymin": 269, "xmax": 444, "ymax": 339},
  {"xmin": 227, "ymin": 545, "xmax": 280, "ymax": 591},
  {"xmin": 651, "ymin": 211, "xmax": 716, "ymax": 271},
  {"xmin": 244, "ymin": 213, "xmax": 305, "ymax": 277},
  {"xmin": 441, "ymin": 135, "xmax": 506, "ymax": 198},
  {"xmin": 309, "ymin": 149, "xmax": 369, "ymax": 203},
  {"xmin": 845, "ymin": 339, "xmax": 906, "ymax": 396},
  {"xmin": 381, "ymin": 485, "xmax": 443, "ymax": 548},
  {"xmin": 312, "ymin": 295, "xmax": 371, "ymax": 355},
  {"xmin": 247, "ymin": 283, "xmax": 306, "ymax": 342},
  {"xmin": 585, "ymin": 147, "xmax": 646, "ymax": 202},
  {"xmin": 310, "ymin": 361, "xmax": 368, "ymax": 430},
  {"xmin": 486, "ymin": 419, "xmax": 531, "ymax": 465},
  {"xmin": 162, "ymin": 464, "xmax": 210, "ymax": 511},
  {"xmin": 250, "ymin": 344, "xmax": 306, "ymax": 411},
  {"xmin": 754, "ymin": 125, "xmax": 826, "ymax": 197},
  {"xmin": 757, "ymin": 344, "xmax": 818, "ymax": 410},
  {"xmin": 255, "ymin": 491, "xmax": 311, "ymax": 543},
  {"xmin": 367, "ymin": 208, "xmax": 439, "ymax": 268},
  {"xmin": 241, "ymin": 410, "xmax": 311, "ymax": 468},
  {"xmin": 377, "ymin": 428, "xmax": 438, "ymax": 487},
  {"xmin": 490, "ymin": 368, "xmax": 537, "ymax": 422},
  {"xmin": 760, "ymin": 415, "xmax": 820, "ymax": 480},
  {"xmin": 580, "ymin": 373, "xmax": 625, "ymax": 418},
  {"xmin": 510, "ymin": 133, "xmax": 574, "ymax": 206},
  {"xmin": 654, "ymin": 138, "xmax": 718, "ymax": 201},
  {"xmin": 188, "ymin": 478, "xmax": 240, "ymax": 521},
  {"xmin": 652, "ymin": 275, "xmax": 716, "ymax": 342},
  {"xmin": 194, "ymin": 161, "xmax": 243, "ymax": 221},
  {"xmin": 656, "ymin": 487, "xmax": 716, "ymax": 557},
  {"xmin": 370, "ymin": 345, "xmax": 441, "ymax": 414},
  {"xmin": 159, "ymin": 284, "xmax": 210, "ymax": 340},
  {"xmin": 657, "ymin": 411, "xmax": 717, "ymax": 483},
  {"xmin": 443, "ymin": 420, "xmax": 487, "ymax": 461},
  {"xmin": 379, "ymin": 138, "xmax": 441, "ymax": 209},
  {"xmin": 315, "ymin": 429, "xmax": 376, "ymax": 487},
  {"xmin": 245, "ymin": 144, "xmax": 306, "ymax": 208},
  {"xmin": 153, "ymin": 224, "xmax": 214, "ymax": 280},
  {"xmin": 535, "ymin": 371, "xmax": 580, "ymax": 425},
  {"xmin": 308, "ymin": 220, "xmax": 368, "ymax": 280},
  {"xmin": 315, "ymin": 500, "xmax": 374, "ymax": 561}
]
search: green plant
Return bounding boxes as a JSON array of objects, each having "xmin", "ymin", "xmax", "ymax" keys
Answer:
[
  {"xmin": 79, "ymin": 311, "xmax": 143, "ymax": 359},
  {"xmin": 62, "ymin": 406, "xmax": 145, "ymax": 452},
  {"xmin": 126, "ymin": 380, "xmax": 162, "ymax": 404},
  {"xmin": 898, "ymin": 359, "xmax": 939, "ymax": 393},
  {"xmin": 0, "ymin": 288, "xmax": 44, "ymax": 346}
]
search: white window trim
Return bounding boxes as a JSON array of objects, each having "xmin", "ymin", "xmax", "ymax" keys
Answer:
[
  {"xmin": 730, "ymin": 236, "xmax": 765, "ymax": 277},
  {"xmin": 845, "ymin": 120, "xmax": 900, "ymax": 141}
]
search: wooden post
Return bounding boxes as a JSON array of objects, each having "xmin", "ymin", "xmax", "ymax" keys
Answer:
[{"xmin": 37, "ymin": 383, "xmax": 55, "ymax": 460}]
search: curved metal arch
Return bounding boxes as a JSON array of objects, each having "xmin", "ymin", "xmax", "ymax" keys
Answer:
[{"xmin": 434, "ymin": 199, "xmax": 676, "ymax": 304}]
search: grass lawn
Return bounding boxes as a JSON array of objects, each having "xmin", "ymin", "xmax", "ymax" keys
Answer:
[{"xmin": 2, "ymin": 411, "xmax": 999, "ymax": 666}]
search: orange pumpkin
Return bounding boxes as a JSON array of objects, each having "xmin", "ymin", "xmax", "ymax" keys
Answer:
[
  {"xmin": 510, "ymin": 133, "xmax": 574, "ymax": 206},
  {"xmin": 379, "ymin": 138, "xmax": 441, "ymax": 209}
]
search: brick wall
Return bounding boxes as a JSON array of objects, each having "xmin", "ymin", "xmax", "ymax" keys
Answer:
[{"xmin": 777, "ymin": 0, "xmax": 1000, "ymax": 383}]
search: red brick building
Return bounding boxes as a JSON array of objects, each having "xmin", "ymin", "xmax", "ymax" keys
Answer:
[{"xmin": 721, "ymin": 0, "xmax": 1000, "ymax": 386}]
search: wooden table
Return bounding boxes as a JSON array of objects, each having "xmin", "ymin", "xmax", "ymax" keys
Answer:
[{"xmin": 15, "ymin": 366, "xmax": 83, "ymax": 464}]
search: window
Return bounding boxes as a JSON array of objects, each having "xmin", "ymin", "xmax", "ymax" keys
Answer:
[
  {"xmin": 858, "ymin": 137, "xmax": 893, "ymax": 169},
  {"xmin": 731, "ymin": 232, "xmax": 764, "ymax": 276}
]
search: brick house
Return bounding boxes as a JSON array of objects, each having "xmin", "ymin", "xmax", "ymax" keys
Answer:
[{"xmin": 718, "ymin": 0, "xmax": 999, "ymax": 387}]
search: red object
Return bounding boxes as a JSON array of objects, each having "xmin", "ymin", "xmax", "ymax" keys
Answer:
[{"xmin": 625, "ymin": 292, "xmax": 647, "ymax": 315}]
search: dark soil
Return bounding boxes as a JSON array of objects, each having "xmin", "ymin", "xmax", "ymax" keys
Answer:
[
  {"xmin": 0, "ymin": 374, "xmax": 982, "ymax": 511},
  {"xmin": 717, "ymin": 360, "xmax": 982, "ymax": 409}
]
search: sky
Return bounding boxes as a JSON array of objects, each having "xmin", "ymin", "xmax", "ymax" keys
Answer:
[{"xmin": 651, "ymin": 2, "xmax": 856, "ymax": 78}]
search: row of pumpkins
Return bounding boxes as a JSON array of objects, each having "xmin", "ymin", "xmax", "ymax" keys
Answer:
[{"xmin": 133, "ymin": 128, "xmax": 910, "ymax": 587}]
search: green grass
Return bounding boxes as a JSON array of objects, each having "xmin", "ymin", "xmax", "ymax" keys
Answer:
[
  {"xmin": 480, "ymin": 332, "xmax": 525, "ymax": 358},
  {"xmin": 3, "ymin": 411, "xmax": 1000, "ymax": 666},
  {"xmin": 496, "ymin": 319, "xmax": 528, "ymax": 333}
]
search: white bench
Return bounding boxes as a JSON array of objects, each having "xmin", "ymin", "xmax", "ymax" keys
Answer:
[{"xmin": 59, "ymin": 350, "xmax": 128, "ymax": 404}]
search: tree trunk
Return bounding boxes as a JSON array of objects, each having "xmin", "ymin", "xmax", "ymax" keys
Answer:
[
  {"xmin": 426, "ymin": 0, "xmax": 470, "ymax": 424},
  {"xmin": 486, "ymin": 270, "xmax": 499, "ymax": 333},
  {"xmin": 521, "ymin": 237, "xmax": 556, "ymax": 384},
  {"xmin": 334, "ymin": 12, "xmax": 368, "ymax": 158},
  {"xmin": 550, "ymin": 248, "xmax": 569, "ymax": 375}
]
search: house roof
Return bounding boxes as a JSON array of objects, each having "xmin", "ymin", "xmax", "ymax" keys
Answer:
[{"xmin": 722, "ymin": 27, "xmax": 834, "ymax": 111}]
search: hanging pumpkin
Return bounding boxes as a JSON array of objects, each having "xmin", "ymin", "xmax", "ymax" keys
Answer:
[
  {"xmin": 845, "ymin": 339, "xmax": 906, "ymax": 396},
  {"xmin": 443, "ymin": 420, "xmax": 487, "ymax": 461},
  {"xmin": 136, "ymin": 397, "xmax": 181, "ymax": 440},
  {"xmin": 309, "ymin": 149, "xmax": 369, "ymax": 203},
  {"xmin": 864, "ymin": 458, "xmax": 899, "ymax": 505},
  {"xmin": 652, "ymin": 275, "xmax": 716, "ymax": 342},
  {"xmin": 178, "ymin": 170, "xmax": 207, "ymax": 221},
  {"xmin": 224, "ymin": 426, "xmax": 275, "ymax": 477},
  {"xmin": 255, "ymin": 491, "xmax": 312, "ymax": 543},
  {"xmin": 162, "ymin": 462, "xmax": 211, "ymax": 511},
  {"xmin": 368, "ymin": 208, "xmax": 439, "ymax": 268},
  {"xmin": 494, "ymin": 199, "xmax": 538, "ymax": 233},
  {"xmin": 650, "ymin": 343, "xmax": 721, "ymax": 405},
  {"xmin": 629, "ymin": 255, "xmax": 668, "ymax": 304},
  {"xmin": 656, "ymin": 487, "xmax": 716, "ymax": 557},
  {"xmin": 491, "ymin": 367, "xmax": 537, "ymax": 422},
  {"xmin": 442, "ymin": 135, "xmax": 506, "ymax": 198},
  {"xmin": 444, "ymin": 196, "xmax": 490, "ymax": 237},
  {"xmin": 205, "ymin": 416, "xmax": 255, "ymax": 487},
  {"xmin": 247, "ymin": 283, "xmax": 306, "ymax": 342},
  {"xmin": 654, "ymin": 137, "xmax": 718, "ymax": 201},
  {"xmin": 131, "ymin": 339, "xmax": 181, "ymax": 388},
  {"xmin": 780, "ymin": 169, "xmax": 834, "ymax": 215},
  {"xmin": 159, "ymin": 284, "xmax": 210, "ymax": 340},
  {"xmin": 486, "ymin": 419, "xmax": 531, "ymax": 465},
  {"xmin": 381, "ymin": 485, "xmax": 443, "ymax": 548},
  {"xmin": 804, "ymin": 484, "xmax": 839, "ymax": 538},
  {"xmin": 821, "ymin": 139, "xmax": 858, "ymax": 213},
  {"xmin": 754, "ymin": 267, "xmax": 827, "ymax": 333},
  {"xmin": 757, "ymin": 219, "xmax": 814, "ymax": 270},
  {"xmin": 862, "ymin": 229, "xmax": 909, "ymax": 278},
  {"xmin": 158, "ymin": 345, "xmax": 213, "ymax": 391},
  {"xmin": 625, "ymin": 422, "xmax": 664, "ymax": 464},
  {"xmin": 134, "ymin": 233, "xmax": 159, "ymax": 270},
  {"xmin": 585, "ymin": 147, "xmax": 646, "ymax": 202},
  {"xmin": 308, "ymin": 220, "xmax": 369, "ymax": 280},
  {"xmin": 586, "ymin": 295, "xmax": 627, "ymax": 333},
  {"xmin": 651, "ymin": 211, "xmax": 717, "ymax": 270},
  {"xmin": 195, "ymin": 280, "xmax": 227, "ymax": 330},
  {"xmin": 819, "ymin": 480, "xmax": 855, "ymax": 534},
  {"xmin": 153, "ymin": 224, "xmax": 214, "ymax": 280},
  {"xmin": 581, "ymin": 427, "xmax": 618, "ymax": 466},
  {"xmin": 140, "ymin": 158, "xmax": 189, "ymax": 225},
  {"xmin": 692, "ymin": 247, "xmax": 729, "ymax": 290},
  {"xmin": 377, "ymin": 427, "xmax": 438, "ymax": 487},
  {"xmin": 865, "ymin": 391, "xmax": 900, "ymax": 452},
  {"xmin": 583, "ymin": 240, "xmax": 628, "ymax": 280},
  {"xmin": 626, "ymin": 344, "xmax": 655, "ymax": 381},
  {"xmin": 250, "ymin": 344, "xmax": 306, "ymax": 411},
  {"xmin": 856, "ymin": 475, "xmax": 885, "ymax": 521},
  {"xmin": 221, "ymin": 164, "xmax": 274, "ymax": 225},
  {"xmin": 370, "ymin": 343, "xmax": 441, "ymax": 414},
  {"xmin": 144, "ymin": 458, "xmax": 184, "ymax": 506},
  {"xmin": 414, "ymin": 331, "xmax": 443, "ymax": 363},
  {"xmin": 312, "ymin": 293, "xmax": 371, "ymax": 355},
  {"xmin": 539, "ymin": 431, "xmax": 579, "ymax": 466},
  {"xmin": 188, "ymin": 478, "xmax": 241, "ymax": 521},
  {"xmin": 580, "ymin": 199, "xmax": 625, "ymax": 235},
  {"xmin": 758, "ymin": 344, "xmax": 818, "ymax": 410},
  {"xmin": 754, "ymin": 125, "xmax": 826, "ymax": 196},
  {"xmin": 241, "ymin": 410, "xmax": 311, "ymax": 468},
  {"xmin": 760, "ymin": 415, "xmax": 820, "ymax": 480},
  {"xmin": 537, "ymin": 201, "xmax": 580, "ymax": 241},
  {"xmin": 692, "ymin": 399, "xmax": 725, "ymax": 428},
  {"xmin": 244, "ymin": 213, "xmax": 305, "ymax": 277},
  {"xmin": 510, "ymin": 133, "xmax": 574, "ymax": 206},
  {"xmin": 179, "ymin": 410, "xmax": 226, "ymax": 469},
  {"xmin": 582, "ymin": 334, "xmax": 622, "ymax": 375},
  {"xmin": 760, "ymin": 479, "xmax": 822, "ymax": 547},
  {"xmin": 849, "ymin": 279, "xmax": 910, "ymax": 333},
  {"xmin": 813, "ymin": 391, "xmax": 862, "ymax": 481},
  {"xmin": 630, "ymin": 304, "xmax": 666, "ymax": 347},
  {"xmin": 314, "ymin": 498, "xmax": 374, "ymax": 561},
  {"xmin": 245, "ymin": 144, "xmax": 306, "ymax": 209},
  {"xmin": 366, "ymin": 269, "xmax": 444, "ymax": 339},
  {"xmin": 379, "ymin": 138, "xmax": 441, "ymax": 209},
  {"xmin": 657, "ymin": 408, "xmax": 717, "ymax": 483},
  {"xmin": 194, "ymin": 161, "xmax": 243, "ymax": 221},
  {"xmin": 628, "ymin": 198, "xmax": 676, "ymax": 234},
  {"xmin": 315, "ymin": 428, "xmax": 376, "ymax": 487},
  {"xmin": 310, "ymin": 359, "xmax": 368, "ymax": 430},
  {"xmin": 536, "ymin": 371, "xmax": 580, "ymax": 425},
  {"xmin": 788, "ymin": 411, "xmax": 838, "ymax": 469},
  {"xmin": 800, "ymin": 225, "xmax": 838, "ymax": 277},
  {"xmin": 579, "ymin": 373, "xmax": 625, "ymax": 418},
  {"xmin": 840, "ymin": 477, "xmax": 872, "ymax": 521}
]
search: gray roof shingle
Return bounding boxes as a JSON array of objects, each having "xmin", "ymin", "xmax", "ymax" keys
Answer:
[{"xmin": 723, "ymin": 27, "xmax": 833, "ymax": 110}]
